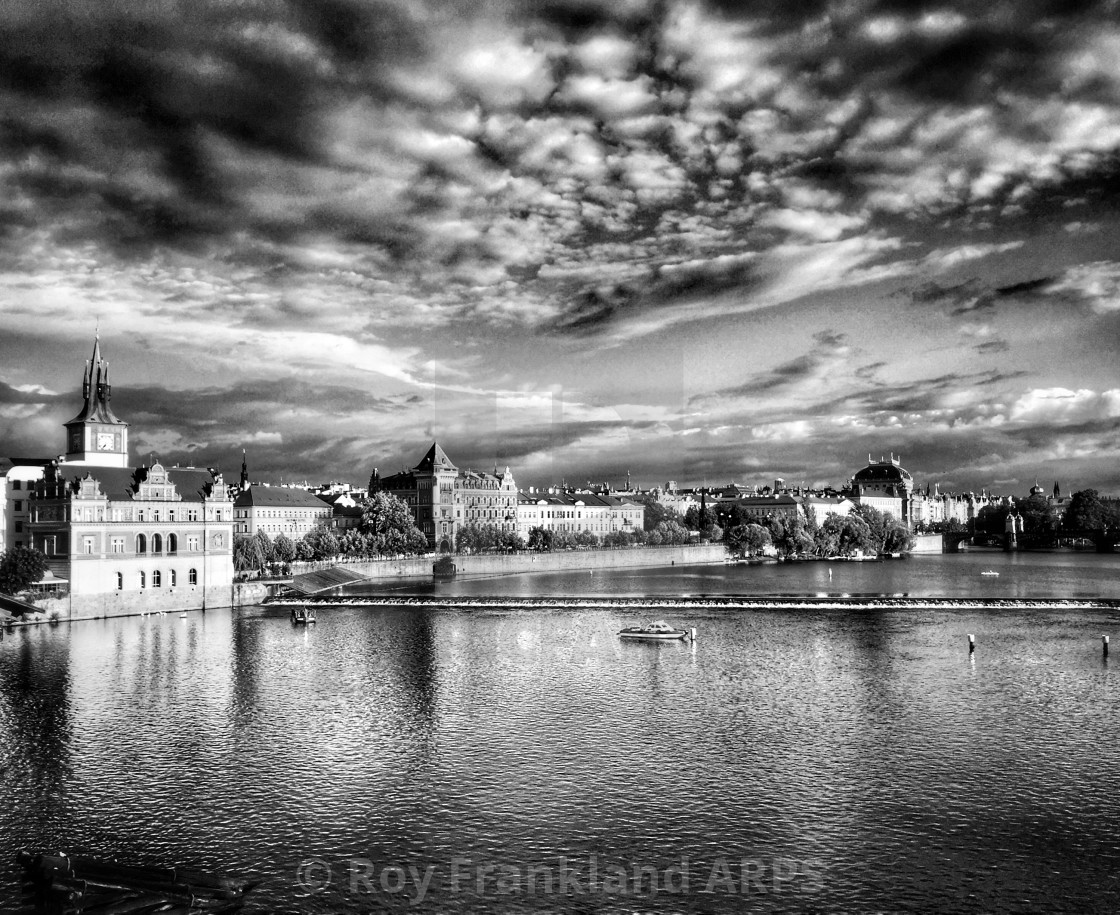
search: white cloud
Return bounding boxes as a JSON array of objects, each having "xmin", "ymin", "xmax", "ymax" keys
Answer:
[
  {"xmin": 1046, "ymin": 262, "xmax": 1120, "ymax": 313},
  {"xmin": 1009, "ymin": 387, "xmax": 1120, "ymax": 426}
]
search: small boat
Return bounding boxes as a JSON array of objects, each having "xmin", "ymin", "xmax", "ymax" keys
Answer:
[
  {"xmin": 981, "ymin": 570, "xmax": 1000, "ymax": 577},
  {"xmin": 619, "ymin": 620, "xmax": 692, "ymax": 641},
  {"xmin": 291, "ymin": 606, "xmax": 317, "ymax": 625}
]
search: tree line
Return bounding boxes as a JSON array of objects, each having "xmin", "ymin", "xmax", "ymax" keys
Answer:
[
  {"xmin": 720, "ymin": 503, "xmax": 915, "ymax": 560},
  {"xmin": 971, "ymin": 488, "xmax": 1120, "ymax": 548}
]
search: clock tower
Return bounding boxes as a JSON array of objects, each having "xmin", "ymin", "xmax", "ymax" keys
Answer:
[{"xmin": 63, "ymin": 334, "xmax": 130, "ymax": 468}]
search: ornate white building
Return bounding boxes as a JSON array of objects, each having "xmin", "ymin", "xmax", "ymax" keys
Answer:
[{"xmin": 23, "ymin": 337, "xmax": 234, "ymax": 614}]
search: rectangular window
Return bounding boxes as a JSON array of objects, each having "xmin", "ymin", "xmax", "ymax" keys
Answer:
[
  {"xmin": 14, "ymin": 500, "xmax": 22, "ymax": 511},
  {"xmin": 12, "ymin": 481, "xmax": 20, "ymax": 490},
  {"xmin": 84, "ymin": 537, "xmax": 95, "ymax": 554}
]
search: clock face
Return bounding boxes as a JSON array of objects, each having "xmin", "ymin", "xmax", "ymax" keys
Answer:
[{"xmin": 97, "ymin": 432, "xmax": 115, "ymax": 451}]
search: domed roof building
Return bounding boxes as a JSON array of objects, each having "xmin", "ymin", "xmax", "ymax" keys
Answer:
[{"xmin": 850, "ymin": 454, "xmax": 914, "ymax": 525}]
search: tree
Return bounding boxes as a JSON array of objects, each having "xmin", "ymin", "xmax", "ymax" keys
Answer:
[
  {"xmin": 683, "ymin": 503, "xmax": 717, "ymax": 532},
  {"xmin": 0, "ymin": 546, "xmax": 47, "ymax": 594},
  {"xmin": 359, "ymin": 492, "xmax": 428, "ymax": 555},
  {"xmin": 575, "ymin": 529, "xmax": 599, "ymax": 548},
  {"xmin": 851, "ymin": 505, "xmax": 890, "ymax": 552},
  {"xmin": 725, "ymin": 523, "xmax": 771, "ymax": 558},
  {"xmin": 456, "ymin": 522, "xmax": 499, "ymax": 554},
  {"xmin": 631, "ymin": 493, "xmax": 684, "ymax": 532},
  {"xmin": 233, "ymin": 534, "xmax": 264, "ymax": 573},
  {"xmin": 496, "ymin": 529, "xmax": 525, "ymax": 552},
  {"xmin": 835, "ymin": 514, "xmax": 875, "ymax": 556},
  {"xmin": 654, "ymin": 519, "xmax": 691, "ymax": 544},
  {"xmin": 254, "ymin": 530, "xmax": 274, "ymax": 568},
  {"xmin": 763, "ymin": 513, "xmax": 814, "ymax": 560},
  {"xmin": 1019, "ymin": 492, "xmax": 1057, "ymax": 547},
  {"xmin": 882, "ymin": 519, "xmax": 916, "ymax": 554},
  {"xmin": 1065, "ymin": 489, "xmax": 1110, "ymax": 531},
  {"xmin": 527, "ymin": 526, "xmax": 553, "ymax": 551},
  {"xmin": 294, "ymin": 538, "xmax": 316, "ymax": 562},
  {"xmin": 273, "ymin": 533, "xmax": 297, "ymax": 564},
  {"xmin": 303, "ymin": 526, "xmax": 340, "ymax": 560}
]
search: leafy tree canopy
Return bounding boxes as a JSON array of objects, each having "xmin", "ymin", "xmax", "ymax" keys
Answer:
[
  {"xmin": 631, "ymin": 493, "xmax": 683, "ymax": 532},
  {"xmin": 358, "ymin": 492, "xmax": 428, "ymax": 555},
  {"xmin": 0, "ymin": 546, "xmax": 47, "ymax": 594},
  {"xmin": 233, "ymin": 534, "xmax": 265, "ymax": 572}
]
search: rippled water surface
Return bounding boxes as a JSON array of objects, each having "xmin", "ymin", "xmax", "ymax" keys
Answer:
[{"xmin": 2, "ymin": 553, "xmax": 1119, "ymax": 913}]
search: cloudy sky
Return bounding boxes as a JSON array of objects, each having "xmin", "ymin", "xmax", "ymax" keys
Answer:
[{"xmin": 2, "ymin": 0, "xmax": 1119, "ymax": 494}]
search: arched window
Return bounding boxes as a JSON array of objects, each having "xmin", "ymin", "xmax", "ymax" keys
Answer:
[
  {"xmin": 153, "ymin": 533, "xmax": 163, "ymax": 554},
  {"xmin": 170, "ymin": 569, "xmax": 176, "ymax": 587},
  {"xmin": 136, "ymin": 534, "xmax": 147, "ymax": 554},
  {"xmin": 116, "ymin": 572, "xmax": 123, "ymax": 591},
  {"xmin": 189, "ymin": 568, "xmax": 197, "ymax": 585},
  {"xmin": 153, "ymin": 570, "xmax": 162, "ymax": 587},
  {"xmin": 167, "ymin": 533, "xmax": 177, "ymax": 555},
  {"xmin": 139, "ymin": 571, "xmax": 146, "ymax": 589}
]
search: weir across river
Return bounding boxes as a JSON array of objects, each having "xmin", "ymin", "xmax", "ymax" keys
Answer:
[{"xmin": 265, "ymin": 594, "xmax": 1120, "ymax": 611}]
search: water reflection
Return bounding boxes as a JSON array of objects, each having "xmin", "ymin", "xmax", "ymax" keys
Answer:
[
  {"xmin": 2, "ymin": 555, "xmax": 1119, "ymax": 913},
  {"xmin": 0, "ymin": 626, "xmax": 72, "ymax": 802}
]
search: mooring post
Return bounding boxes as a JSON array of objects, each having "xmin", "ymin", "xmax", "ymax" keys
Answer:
[
  {"xmin": 1103, "ymin": 635, "xmax": 1109, "ymax": 658},
  {"xmin": 968, "ymin": 633, "xmax": 975, "ymax": 654},
  {"xmin": 689, "ymin": 627, "xmax": 697, "ymax": 642}
]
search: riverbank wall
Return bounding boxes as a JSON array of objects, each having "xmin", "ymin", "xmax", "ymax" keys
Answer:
[
  {"xmin": 18, "ymin": 581, "xmax": 273, "ymax": 624},
  {"xmin": 292, "ymin": 543, "xmax": 728, "ymax": 589},
  {"xmin": 911, "ymin": 534, "xmax": 944, "ymax": 554}
]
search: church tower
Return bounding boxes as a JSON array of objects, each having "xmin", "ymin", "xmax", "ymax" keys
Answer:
[{"xmin": 63, "ymin": 334, "xmax": 130, "ymax": 468}]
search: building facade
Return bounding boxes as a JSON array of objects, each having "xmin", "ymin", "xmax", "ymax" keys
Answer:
[
  {"xmin": 22, "ymin": 336, "xmax": 234, "ymax": 611},
  {"xmin": 30, "ymin": 461, "xmax": 234, "ymax": 598},
  {"xmin": 378, "ymin": 443, "xmax": 518, "ymax": 551},
  {"xmin": 232, "ymin": 486, "xmax": 333, "ymax": 537},
  {"xmin": 850, "ymin": 455, "xmax": 914, "ymax": 525},
  {"xmin": 516, "ymin": 490, "xmax": 645, "ymax": 540},
  {"xmin": 2, "ymin": 459, "xmax": 50, "ymax": 553}
]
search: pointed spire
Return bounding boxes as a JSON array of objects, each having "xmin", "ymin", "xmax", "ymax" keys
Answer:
[{"xmin": 67, "ymin": 331, "xmax": 124, "ymax": 427}]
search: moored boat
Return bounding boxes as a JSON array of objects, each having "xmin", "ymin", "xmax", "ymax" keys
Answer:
[
  {"xmin": 980, "ymin": 570, "xmax": 1000, "ymax": 577},
  {"xmin": 619, "ymin": 620, "xmax": 692, "ymax": 641},
  {"xmin": 291, "ymin": 606, "xmax": 317, "ymax": 624}
]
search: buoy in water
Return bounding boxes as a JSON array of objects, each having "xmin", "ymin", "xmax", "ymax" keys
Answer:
[{"xmin": 689, "ymin": 627, "xmax": 697, "ymax": 641}]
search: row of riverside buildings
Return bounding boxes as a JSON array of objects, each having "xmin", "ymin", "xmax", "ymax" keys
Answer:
[
  {"xmin": 0, "ymin": 337, "xmax": 1077, "ymax": 617},
  {"xmin": 0, "ymin": 338, "xmax": 647, "ymax": 616}
]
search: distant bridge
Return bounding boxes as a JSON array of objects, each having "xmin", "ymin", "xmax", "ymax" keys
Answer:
[{"xmin": 943, "ymin": 528, "xmax": 1118, "ymax": 552}]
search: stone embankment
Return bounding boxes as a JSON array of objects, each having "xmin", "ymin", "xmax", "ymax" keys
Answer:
[
  {"xmin": 291, "ymin": 543, "xmax": 728, "ymax": 591},
  {"xmin": 15, "ymin": 581, "xmax": 273, "ymax": 624}
]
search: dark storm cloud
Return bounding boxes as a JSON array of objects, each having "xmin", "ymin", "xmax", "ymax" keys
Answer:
[
  {"xmin": 0, "ymin": 0, "xmax": 421, "ymax": 252},
  {"xmin": 974, "ymin": 339, "xmax": 1010, "ymax": 355}
]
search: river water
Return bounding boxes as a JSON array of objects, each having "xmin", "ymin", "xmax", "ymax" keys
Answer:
[{"xmin": 2, "ymin": 551, "xmax": 1119, "ymax": 913}]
